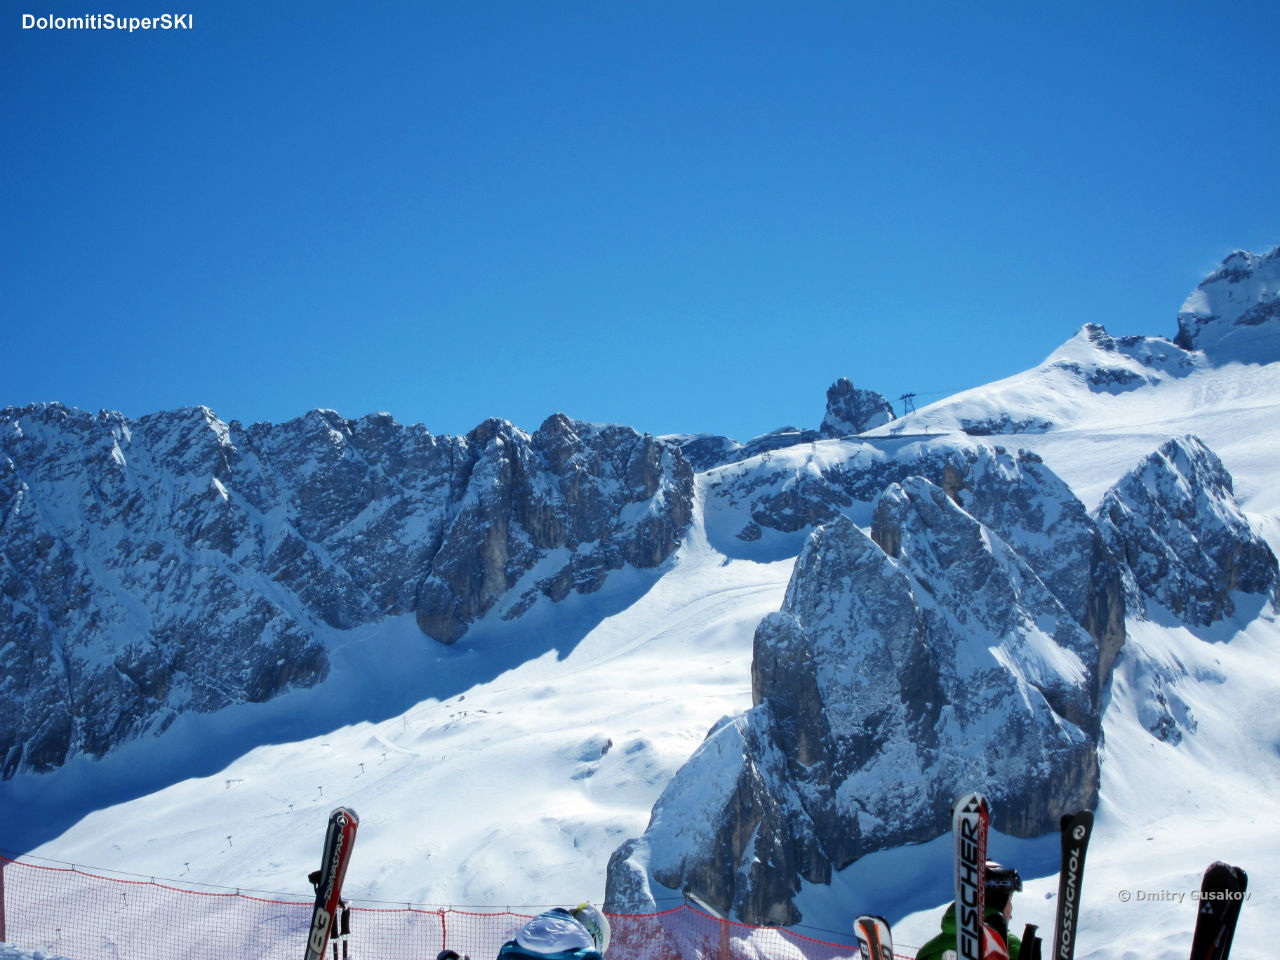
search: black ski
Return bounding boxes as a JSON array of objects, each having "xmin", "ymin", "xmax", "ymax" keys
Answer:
[
  {"xmin": 854, "ymin": 914, "xmax": 892, "ymax": 960},
  {"xmin": 1050, "ymin": 810, "xmax": 1092, "ymax": 960},
  {"xmin": 305, "ymin": 806, "xmax": 360, "ymax": 960},
  {"xmin": 1189, "ymin": 861, "xmax": 1247, "ymax": 960}
]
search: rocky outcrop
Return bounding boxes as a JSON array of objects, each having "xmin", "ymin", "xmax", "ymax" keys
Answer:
[
  {"xmin": 416, "ymin": 414, "xmax": 694, "ymax": 641},
  {"xmin": 1049, "ymin": 324, "xmax": 1198, "ymax": 394},
  {"xmin": 819, "ymin": 379, "xmax": 895, "ymax": 437},
  {"xmin": 607, "ymin": 476, "xmax": 1101, "ymax": 923},
  {"xmin": 0, "ymin": 404, "xmax": 693, "ymax": 776},
  {"xmin": 943, "ymin": 447, "xmax": 1127, "ymax": 690},
  {"xmin": 1094, "ymin": 435, "xmax": 1278, "ymax": 626},
  {"xmin": 705, "ymin": 441, "xmax": 1126, "ymax": 682},
  {"xmin": 1174, "ymin": 247, "xmax": 1280, "ymax": 362}
]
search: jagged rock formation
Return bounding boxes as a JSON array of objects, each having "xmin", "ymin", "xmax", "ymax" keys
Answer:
[
  {"xmin": 0, "ymin": 404, "xmax": 693, "ymax": 776},
  {"xmin": 819, "ymin": 379, "xmax": 895, "ymax": 437},
  {"xmin": 1094, "ymin": 435, "xmax": 1279, "ymax": 626},
  {"xmin": 706, "ymin": 441, "xmax": 1125, "ymax": 680},
  {"xmin": 607, "ymin": 473, "xmax": 1102, "ymax": 923},
  {"xmin": 416, "ymin": 414, "xmax": 694, "ymax": 641},
  {"xmin": 1175, "ymin": 247, "xmax": 1280, "ymax": 362}
]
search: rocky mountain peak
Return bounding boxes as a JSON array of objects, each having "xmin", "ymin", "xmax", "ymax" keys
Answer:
[
  {"xmin": 1174, "ymin": 246, "xmax": 1280, "ymax": 361},
  {"xmin": 1094, "ymin": 435, "xmax": 1279, "ymax": 626},
  {"xmin": 608, "ymin": 463, "xmax": 1103, "ymax": 924},
  {"xmin": 819, "ymin": 378, "xmax": 896, "ymax": 437}
]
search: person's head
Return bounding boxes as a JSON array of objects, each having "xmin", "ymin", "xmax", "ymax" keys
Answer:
[
  {"xmin": 572, "ymin": 903, "xmax": 611, "ymax": 955},
  {"xmin": 985, "ymin": 861, "xmax": 1022, "ymax": 917}
]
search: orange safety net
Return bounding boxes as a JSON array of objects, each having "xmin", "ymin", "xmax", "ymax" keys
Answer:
[{"xmin": 0, "ymin": 856, "xmax": 912, "ymax": 960}]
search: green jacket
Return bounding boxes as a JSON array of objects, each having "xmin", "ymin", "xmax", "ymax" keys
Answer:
[{"xmin": 914, "ymin": 903, "xmax": 1021, "ymax": 960}]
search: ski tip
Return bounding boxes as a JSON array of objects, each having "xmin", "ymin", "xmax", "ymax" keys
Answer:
[
  {"xmin": 1059, "ymin": 809, "xmax": 1093, "ymax": 828},
  {"xmin": 1202, "ymin": 860, "xmax": 1247, "ymax": 888},
  {"xmin": 854, "ymin": 914, "xmax": 890, "ymax": 927},
  {"xmin": 952, "ymin": 791, "xmax": 990, "ymax": 816}
]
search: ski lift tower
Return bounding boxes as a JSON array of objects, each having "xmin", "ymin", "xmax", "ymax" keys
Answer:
[{"xmin": 898, "ymin": 392, "xmax": 917, "ymax": 415}]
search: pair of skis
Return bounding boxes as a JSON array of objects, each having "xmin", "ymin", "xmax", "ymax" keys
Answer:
[
  {"xmin": 1041, "ymin": 811, "xmax": 1248, "ymax": 960},
  {"xmin": 952, "ymin": 793, "xmax": 1092, "ymax": 960},
  {"xmin": 950, "ymin": 792, "xmax": 1249, "ymax": 960}
]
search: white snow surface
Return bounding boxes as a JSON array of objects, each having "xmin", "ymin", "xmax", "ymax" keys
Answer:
[{"xmin": 6, "ymin": 313, "xmax": 1280, "ymax": 959}]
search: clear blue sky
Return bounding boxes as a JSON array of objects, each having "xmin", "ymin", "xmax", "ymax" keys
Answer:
[{"xmin": 3, "ymin": 2, "xmax": 1277, "ymax": 442}]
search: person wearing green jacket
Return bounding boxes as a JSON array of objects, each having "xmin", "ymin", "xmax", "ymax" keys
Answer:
[{"xmin": 915, "ymin": 861, "xmax": 1023, "ymax": 960}]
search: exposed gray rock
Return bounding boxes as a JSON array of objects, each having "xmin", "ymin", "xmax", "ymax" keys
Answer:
[
  {"xmin": 943, "ymin": 447, "xmax": 1127, "ymax": 690},
  {"xmin": 705, "ymin": 441, "xmax": 1126, "ymax": 683},
  {"xmin": 416, "ymin": 414, "xmax": 694, "ymax": 641},
  {"xmin": 607, "ymin": 480, "xmax": 1101, "ymax": 924},
  {"xmin": 819, "ymin": 379, "xmax": 896, "ymax": 437},
  {"xmin": 1094, "ymin": 435, "xmax": 1279, "ymax": 626},
  {"xmin": 0, "ymin": 404, "xmax": 694, "ymax": 776}
]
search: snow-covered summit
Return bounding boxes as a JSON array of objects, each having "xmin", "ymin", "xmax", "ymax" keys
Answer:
[
  {"xmin": 1175, "ymin": 246, "xmax": 1280, "ymax": 361},
  {"xmin": 869, "ymin": 248, "xmax": 1279, "ymax": 441}
]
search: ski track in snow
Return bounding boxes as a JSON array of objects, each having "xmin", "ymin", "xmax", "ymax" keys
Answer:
[{"xmin": 4, "ymin": 335, "xmax": 1280, "ymax": 959}]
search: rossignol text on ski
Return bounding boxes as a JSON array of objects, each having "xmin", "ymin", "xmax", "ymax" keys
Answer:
[{"xmin": 1051, "ymin": 810, "xmax": 1092, "ymax": 960}]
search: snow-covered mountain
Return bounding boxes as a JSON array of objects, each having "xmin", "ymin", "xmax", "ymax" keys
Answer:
[
  {"xmin": 2, "ymin": 247, "xmax": 1279, "ymax": 959},
  {"xmin": 1175, "ymin": 247, "xmax": 1280, "ymax": 362},
  {"xmin": 0, "ymin": 409, "xmax": 692, "ymax": 777}
]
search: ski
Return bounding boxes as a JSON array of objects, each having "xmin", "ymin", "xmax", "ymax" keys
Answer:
[
  {"xmin": 854, "ymin": 914, "xmax": 892, "ymax": 960},
  {"xmin": 1189, "ymin": 861, "xmax": 1247, "ymax": 960},
  {"xmin": 304, "ymin": 806, "xmax": 360, "ymax": 960},
  {"xmin": 1050, "ymin": 810, "xmax": 1092, "ymax": 960},
  {"xmin": 953, "ymin": 792, "xmax": 990, "ymax": 960}
]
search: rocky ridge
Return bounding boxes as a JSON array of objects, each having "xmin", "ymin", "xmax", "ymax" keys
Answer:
[{"xmin": 0, "ymin": 405, "xmax": 693, "ymax": 776}]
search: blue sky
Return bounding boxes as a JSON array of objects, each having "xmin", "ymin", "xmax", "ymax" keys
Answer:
[{"xmin": 4, "ymin": 2, "xmax": 1277, "ymax": 442}]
